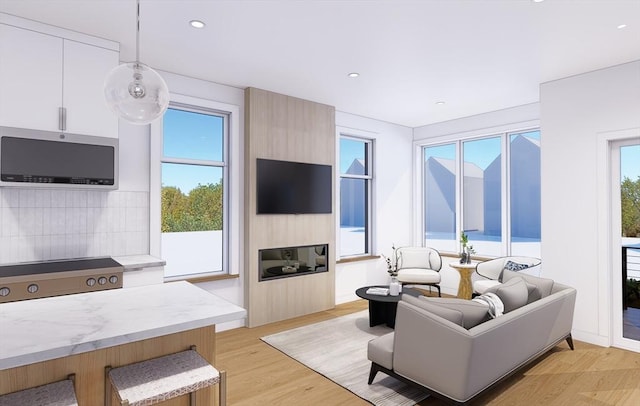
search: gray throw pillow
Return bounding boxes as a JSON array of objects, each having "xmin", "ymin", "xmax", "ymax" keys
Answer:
[
  {"xmin": 402, "ymin": 295, "xmax": 463, "ymax": 326},
  {"xmin": 486, "ymin": 276, "xmax": 528, "ymax": 313},
  {"xmin": 502, "ymin": 269, "xmax": 554, "ymax": 298},
  {"xmin": 419, "ymin": 297, "xmax": 491, "ymax": 329}
]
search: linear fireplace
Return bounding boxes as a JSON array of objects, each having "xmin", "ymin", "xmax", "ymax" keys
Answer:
[{"xmin": 259, "ymin": 244, "xmax": 328, "ymax": 281}]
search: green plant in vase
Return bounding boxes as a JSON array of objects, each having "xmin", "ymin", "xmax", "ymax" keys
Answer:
[{"xmin": 459, "ymin": 232, "xmax": 474, "ymax": 264}]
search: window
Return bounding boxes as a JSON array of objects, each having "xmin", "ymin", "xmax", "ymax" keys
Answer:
[
  {"xmin": 424, "ymin": 144, "xmax": 457, "ymax": 252},
  {"xmin": 462, "ymin": 137, "xmax": 502, "ymax": 256},
  {"xmin": 510, "ymin": 130, "xmax": 541, "ymax": 256},
  {"xmin": 339, "ymin": 136, "xmax": 372, "ymax": 257},
  {"xmin": 422, "ymin": 129, "xmax": 541, "ymax": 257},
  {"xmin": 160, "ymin": 105, "xmax": 228, "ymax": 279}
]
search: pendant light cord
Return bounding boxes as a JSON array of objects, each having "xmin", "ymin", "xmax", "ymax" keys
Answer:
[{"xmin": 135, "ymin": 0, "xmax": 140, "ymax": 66}]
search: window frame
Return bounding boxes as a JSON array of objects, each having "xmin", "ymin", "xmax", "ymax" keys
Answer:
[
  {"xmin": 150, "ymin": 93, "xmax": 240, "ymax": 280},
  {"xmin": 418, "ymin": 126, "xmax": 540, "ymax": 257},
  {"xmin": 338, "ymin": 134, "xmax": 373, "ymax": 259}
]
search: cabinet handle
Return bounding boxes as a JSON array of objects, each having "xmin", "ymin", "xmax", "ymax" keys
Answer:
[{"xmin": 59, "ymin": 107, "xmax": 67, "ymax": 131}]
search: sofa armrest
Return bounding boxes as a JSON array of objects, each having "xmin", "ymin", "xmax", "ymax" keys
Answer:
[{"xmin": 392, "ymin": 300, "xmax": 475, "ymax": 402}]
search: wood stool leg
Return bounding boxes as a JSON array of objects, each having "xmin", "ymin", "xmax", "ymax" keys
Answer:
[
  {"xmin": 219, "ymin": 370, "xmax": 227, "ymax": 406},
  {"xmin": 104, "ymin": 366, "xmax": 112, "ymax": 406}
]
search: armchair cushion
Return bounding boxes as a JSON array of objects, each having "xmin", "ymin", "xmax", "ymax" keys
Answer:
[
  {"xmin": 397, "ymin": 247, "xmax": 442, "ymax": 271},
  {"xmin": 486, "ymin": 276, "xmax": 528, "ymax": 313},
  {"xmin": 397, "ymin": 268, "xmax": 441, "ymax": 284},
  {"xmin": 403, "ymin": 295, "xmax": 490, "ymax": 329}
]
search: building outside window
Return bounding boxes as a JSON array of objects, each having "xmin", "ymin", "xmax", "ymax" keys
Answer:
[
  {"xmin": 423, "ymin": 129, "xmax": 541, "ymax": 257},
  {"xmin": 339, "ymin": 136, "xmax": 372, "ymax": 257},
  {"xmin": 160, "ymin": 105, "xmax": 228, "ymax": 279}
]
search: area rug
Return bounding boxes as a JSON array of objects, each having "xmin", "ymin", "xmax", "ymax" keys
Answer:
[{"xmin": 261, "ymin": 310, "xmax": 429, "ymax": 406}]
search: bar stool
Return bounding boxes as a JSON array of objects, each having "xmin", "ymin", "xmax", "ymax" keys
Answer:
[
  {"xmin": 105, "ymin": 346, "xmax": 226, "ymax": 406},
  {"xmin": 0, "ymin": 374, "xmax": 78, "ymax": 406}
]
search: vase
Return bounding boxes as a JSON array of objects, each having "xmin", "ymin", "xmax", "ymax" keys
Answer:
[
  {"xmin": 389, "ymin": 276, "xmax": 400, "ymax": 296},
  {"xmin": 459, "ymin": 252, "xmax": 468, "ymax": 264}
]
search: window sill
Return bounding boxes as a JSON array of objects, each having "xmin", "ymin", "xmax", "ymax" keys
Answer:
[
  {"xmin": 167, "ymin": 273, "xmax": 239, "ymax": 284},
  {"xmin": 337, "ymin": 255, "xmax": 380, "ymax": 264}
]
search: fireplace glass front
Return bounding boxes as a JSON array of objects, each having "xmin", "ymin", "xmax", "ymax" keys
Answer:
[{"xmin": 259, "ymin": 244, "xmax": 328, "ymax": 281}]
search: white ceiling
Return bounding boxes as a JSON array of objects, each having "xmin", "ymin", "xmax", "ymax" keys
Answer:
[{"xmin": 1, "ymin": 0, "xmax": 639, "ymax": 128}]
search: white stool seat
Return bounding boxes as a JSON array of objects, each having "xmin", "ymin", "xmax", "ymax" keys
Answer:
[
  {"xmin": 108, "ymin": 350, "xmax": 220, "ymax": 406},
  {"xmin": 0, "ymin": 377, "xmax": 77, "ymax": 406}
]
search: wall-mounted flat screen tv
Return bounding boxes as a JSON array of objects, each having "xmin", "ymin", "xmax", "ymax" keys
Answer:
[{"xmin": 256, "ymin": 158, "xmax": 332, "ymax": 214}]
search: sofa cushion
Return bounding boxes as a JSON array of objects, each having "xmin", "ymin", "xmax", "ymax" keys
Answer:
[
  {"xmin": 368, "ymin": 332, "xmax": 394, "ymax": 370},
  {"xmin": 486, "ymin": 276, "xmax": 528, "ymax": 313},
  {"xmin": 502, "ymin": 269, "xmax": 554, "ymax": 299},
  {"xmin": 417, "ymin": 296, "xmax": 490, "ymax": 329}
]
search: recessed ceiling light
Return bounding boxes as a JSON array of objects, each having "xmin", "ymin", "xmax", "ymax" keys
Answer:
[
  {"xmin": 532, "ymin": 0, "xmax": 545, "ymax": 3},
  {"xmin": 435, "ymin": 101, "xmax": 446, "ymax": 105},
  {"xmin": 617, "ymin": 24, "xmax": 627, "ymax": 29},
  {"xmin": 190, "ymin": 20, "xmax": 205, "ymax": 29},
  {"xmin": 347, "ymin": 72, "xmax": 360, "ymax": 78}
]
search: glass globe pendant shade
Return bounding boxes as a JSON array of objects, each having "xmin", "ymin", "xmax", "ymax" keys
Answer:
[{"xmin": 104, "ymin": 62, "xmax": 169, "ymax": 125}]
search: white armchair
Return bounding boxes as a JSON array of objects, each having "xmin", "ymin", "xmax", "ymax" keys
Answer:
[
  {"xmin": 395, "ymin": 247, "xmax": 442, "ymax": 297},
  {"xmin": 473, "ymin": 256, "xmax": 542, "ymax": 295}
]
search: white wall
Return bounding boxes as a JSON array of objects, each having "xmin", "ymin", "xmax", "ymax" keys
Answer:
[
  {"xmin": 540, "ymin": 60, "xmax": 640, "ymax": 346},
  {"xmin": 334, "ymin": 112, "xmax": 415, "ymax": 303}
]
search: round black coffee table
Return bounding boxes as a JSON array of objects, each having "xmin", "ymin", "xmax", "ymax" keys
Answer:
[{"xmin": 355, "ymin": 285, "xmax": 421, "ymax": 328}]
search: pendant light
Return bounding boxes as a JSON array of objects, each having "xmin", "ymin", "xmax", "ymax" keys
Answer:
[{"xmin": 104, "ymin": 0, "xmax": 169, "ymax": 125}]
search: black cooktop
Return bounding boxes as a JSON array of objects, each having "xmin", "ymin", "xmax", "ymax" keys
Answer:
[{"xmin": 0, "ymin": 257, "xmax": 122, "ymax": 278}]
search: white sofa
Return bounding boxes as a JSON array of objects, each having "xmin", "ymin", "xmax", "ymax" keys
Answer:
[{"xmin": 367, "ymin": 271, "xmax": 576, "ymax": 405}]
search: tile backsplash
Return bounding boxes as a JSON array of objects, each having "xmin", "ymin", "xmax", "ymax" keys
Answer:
[{"xmin": 0, "ymin": 188, "xmax": 149, "ymax": 264}]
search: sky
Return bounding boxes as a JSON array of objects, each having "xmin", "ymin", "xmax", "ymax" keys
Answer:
[
  {"xmin": 621, "ymin": 145, "xmax": 640, "ymax": 180},
  {"xmin": 340, "ymin": 138, "xmax": 366, "ymax": 174},
  {"xmin": 162, "ymin": 108, "xmax": 224, "ymax": 193}
]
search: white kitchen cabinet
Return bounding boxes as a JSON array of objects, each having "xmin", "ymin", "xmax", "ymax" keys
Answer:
[
  {"xmin": 0, "ymin": 18, "xmax": 119, "ymax": 138},
  {"xmin": 63, "ymin": 39, "xmax": 119, "ymax": 138},
  {"xmin": 0, "ymin": 23, "xmax": 62, "ymax": 132}
]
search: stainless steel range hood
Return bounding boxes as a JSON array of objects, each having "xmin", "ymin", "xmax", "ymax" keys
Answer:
[{"xmin": 0, "ymin": 126, "xmax": 118, "ymax": 189}]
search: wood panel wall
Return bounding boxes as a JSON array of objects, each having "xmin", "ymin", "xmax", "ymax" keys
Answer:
[{"xmin": 244, "ymin": 87, "xmax": 336, "ymax": 327}]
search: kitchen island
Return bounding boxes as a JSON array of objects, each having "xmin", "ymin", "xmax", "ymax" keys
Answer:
[{"xmin": 0, "ymin": 281, "xmax": 246, "ymax": 405}]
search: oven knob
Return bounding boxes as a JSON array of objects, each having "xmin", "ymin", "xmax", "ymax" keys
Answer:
[
  {"xmin": 0, "ymin": 287, "xmax": 10, "ymax": 297},
  {"xmin": 27, "ymin": 284, "xmax": 39, "ymax": 294},
  {"xmin": 109, "ymin": 275, "xmax": 119, "ymax": 284},
  {"xmin": 98, "ymin": 277, "xmax": 107, "ymax": 285},
  {"xmin": 86, "ymin": 278, "xmax": 96, "ymax": 287}
]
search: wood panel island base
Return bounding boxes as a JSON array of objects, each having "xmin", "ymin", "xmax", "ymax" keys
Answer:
[{"xmin": 0, "ymin": 282, "xmax": 246, "ymax": 405}]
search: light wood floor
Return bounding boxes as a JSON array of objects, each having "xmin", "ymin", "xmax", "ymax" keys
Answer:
[{"xmin": 216, "ymin": 298, "xmax": 640, "ymax": 405}]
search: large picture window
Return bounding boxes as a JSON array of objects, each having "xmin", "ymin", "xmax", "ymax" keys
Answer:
[
  {"xmin": 423, "ymin": 129, "xmax": 540, "ymax": 257},
  {"xmin": 339, "ymin": 136, "xmax": 372, "ymax": 257},
  {"xmin": 160, "ymin": 106, "xmax": 228, "ymax": 279}
]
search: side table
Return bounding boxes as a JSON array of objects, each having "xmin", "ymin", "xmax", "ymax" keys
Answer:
[
  {"xmin": 449, "ymin": 262, "xmax": 478, "ymax": 300},
  {"xmin": 355, "ymin": 286, "xmax": 421, "ymax": 328}
]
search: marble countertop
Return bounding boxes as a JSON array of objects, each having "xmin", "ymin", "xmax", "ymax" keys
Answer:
[
  {"xmin": 113, "ymin": 254, "xmax": 166, "ymax": 270},
  {"xmin": 0, "ymin": 281, "xmax": 246, "ymax": 370}
]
